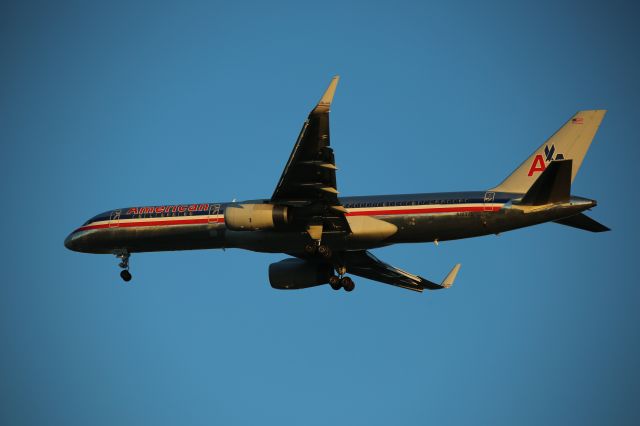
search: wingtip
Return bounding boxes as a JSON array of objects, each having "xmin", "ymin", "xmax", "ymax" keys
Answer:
[
  {"xmin": 441, "ymin": 263, "xmax": 461, "ymax": 288},
  {"xmin": 314, "ymin": 76, "xmax": 340, "ymax": 113},
  {"xmin": 575, "ymin": 109, "xmax": 608, "ymax": 121}
]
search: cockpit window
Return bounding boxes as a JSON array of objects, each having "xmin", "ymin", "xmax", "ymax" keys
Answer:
[{"xmin": 83, "ymin": 211, "xmax": 109, "ymax": 226}]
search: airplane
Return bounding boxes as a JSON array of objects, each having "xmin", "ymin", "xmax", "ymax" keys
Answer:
[{"xmin": 64, "ymin": 76, "xmax": 609, "ymax": 293}]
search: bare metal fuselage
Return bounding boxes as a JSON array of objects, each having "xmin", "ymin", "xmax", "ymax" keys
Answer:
[
  {"xmin": 61, "ymin": 77, "xmax": 607, "ymax": 291},
  {"xmin": 64, "ymin": 191, "xmax": 595, "ymax": 255}
]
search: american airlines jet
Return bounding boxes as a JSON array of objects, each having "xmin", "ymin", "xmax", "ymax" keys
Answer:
[{"xmin": 65, "ymin": 77, "xmax": 608, "ymax": 292}]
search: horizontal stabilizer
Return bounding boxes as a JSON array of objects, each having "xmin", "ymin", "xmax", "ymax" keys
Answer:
[
  {"xmin": 554, "ymin": 213, "xmax": 610, "ymax": 232},
  {"xmin": 520, "ymin": 160, "xmax": 572, "ymax": 205}
]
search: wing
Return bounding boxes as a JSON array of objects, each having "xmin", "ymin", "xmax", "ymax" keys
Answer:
[
  {"xmin": 271, "ymin": 76, "xmax": 344, "ymax": 212},
  {"xmin": 341, "ymin": 250, "xmax": 461, "ymax": 292}
]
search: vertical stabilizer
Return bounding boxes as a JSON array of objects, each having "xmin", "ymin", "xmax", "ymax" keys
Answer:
[{"xmin": 492, "ymin": 110, "xmax": 606, "ymax": 194}]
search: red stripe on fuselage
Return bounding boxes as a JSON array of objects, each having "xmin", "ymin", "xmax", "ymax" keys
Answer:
[
  {"xmin": 76, "ymin": 217, "xmax": 224, "ymax": 232},
  {"xmin": 345, "ymin": 206, "xmax": 500, "ymax": 216},
  {"xmin": 75, "ymin": 205, "xmax": 501, "ymax": 233}
]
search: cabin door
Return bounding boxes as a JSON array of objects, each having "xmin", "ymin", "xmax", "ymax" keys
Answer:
[
  {"xmin": 483, "ymin": 191, "xmax": 495, "ymax": 211},
  {"xmin": 109, "ymin": 209, "xmax": 121, "ymax": 228},
  {"xmin": 208, "ymin": 204, "xmax": 221, "ymax": 223}
]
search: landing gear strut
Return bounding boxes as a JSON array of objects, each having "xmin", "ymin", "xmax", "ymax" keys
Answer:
[
  {"xmin": 115, "ymin": 251, "xmax": 132, "ymax": 282},
  {"xmin": 329, "ymin": 275, "xmax": 341, "ymax": 290}
]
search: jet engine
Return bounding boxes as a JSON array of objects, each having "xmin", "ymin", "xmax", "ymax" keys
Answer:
[
  {"xmin": 268, "ymin": 258, "xmax": 333, "ymax": 290},
  {"xmin": 224, "ymin": 203, "xmax": 289, "ymax": 231}
]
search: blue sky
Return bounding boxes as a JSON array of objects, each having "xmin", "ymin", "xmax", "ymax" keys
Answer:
[{"xmin": 2, "ymin": 1, "xmax": 639, "ymax": 424}]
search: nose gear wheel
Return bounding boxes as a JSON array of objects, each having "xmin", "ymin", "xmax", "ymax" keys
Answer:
[{"xmin": 115, "ymin": 250, "xmax": 132, "ymax": 282}]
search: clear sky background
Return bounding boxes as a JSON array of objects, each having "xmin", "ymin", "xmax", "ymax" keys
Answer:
[{"xmin": 2, "ymin": 1, "xmax": 639, "ymax": 425}]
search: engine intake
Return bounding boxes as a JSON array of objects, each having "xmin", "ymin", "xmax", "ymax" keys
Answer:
[
  {"xmin": 224, "ymin": 203, "xmax": 289, "ymax": 231},
  {"xmin": 269, "ymin": 258, "xmax": 332, "ymax": 290}
]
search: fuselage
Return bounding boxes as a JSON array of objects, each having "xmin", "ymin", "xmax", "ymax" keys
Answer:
[
  {"xmin": 64, "ymin": 190, "xmax": 596, "ymax": 255},
  {"xmin": 61, "ymin": 77, "xmax": 607, "ymax": 290}
]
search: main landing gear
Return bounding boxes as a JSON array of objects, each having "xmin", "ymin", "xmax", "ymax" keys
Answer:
[
  {"xmin": 115, "ymin": 251, "xmax": 132, "ymax": 282},
  {"xmin": 304, "ymin": 243, "xmax": 333, "ymax": 259},
  {"xmin": 305, "ymin": 241, "xmax": 355, "ymax": 292},
  {"xmin": 329, "ymin": 275, "xmax": 355, "ymax": 292},
  {"xmin": 328, "ymin": 265, "xmax": 355, "ymax": 292}
]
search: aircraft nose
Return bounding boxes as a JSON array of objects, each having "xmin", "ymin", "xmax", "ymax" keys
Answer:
[{"xmin": 64, "ymin": 231, "xmax": 80, "ymax": 252}]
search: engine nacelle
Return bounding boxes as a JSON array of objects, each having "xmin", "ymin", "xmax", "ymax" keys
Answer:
[
  {"xmin": 224, "ymin": 203, "xmax": 289, "ymax": 231},
  {"xmin": 268, "ymin": 258, "xmax": 332, "ymax": 290}
]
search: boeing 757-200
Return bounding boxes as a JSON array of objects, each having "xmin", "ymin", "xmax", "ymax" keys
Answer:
[{"xmin": 64, "ymin": 77, "xmax": 609, "ymax": 292}]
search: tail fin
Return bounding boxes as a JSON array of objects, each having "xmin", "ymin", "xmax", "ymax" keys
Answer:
[{"xmin": 492, "ymin": 110, "xmax": 606, "ymax": 194}]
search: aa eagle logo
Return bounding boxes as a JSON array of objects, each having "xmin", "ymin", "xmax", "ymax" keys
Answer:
[{"xmin": 527, "ymin": 144, "xmax": 565, "ymax": 176}]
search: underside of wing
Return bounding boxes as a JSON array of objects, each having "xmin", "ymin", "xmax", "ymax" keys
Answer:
[
  {"xmin": 341, "ymin": 250, "xmax": 461, "ymax": 292},
  {"xmin": 271, "ymin": 76, "xmax": 342, "ymax": 208},
  {"xmin": 270, "ymin": 76, "xmax": 351, "ymax": 237}
]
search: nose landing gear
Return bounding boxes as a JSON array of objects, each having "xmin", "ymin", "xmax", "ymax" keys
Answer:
[{"xmin": 115, "ymin": 251, "xmax": 132, "ymax": 282}]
